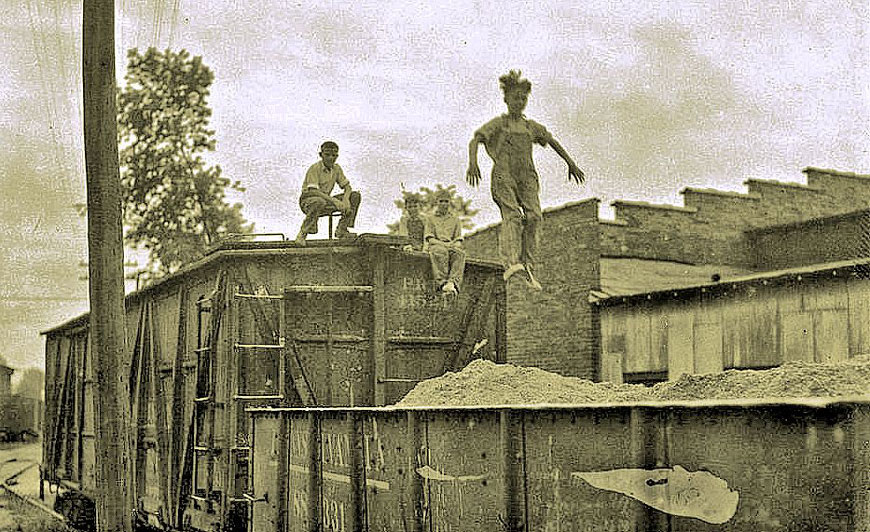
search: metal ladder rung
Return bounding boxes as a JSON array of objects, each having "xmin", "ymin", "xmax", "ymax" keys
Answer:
[
  {"xmin": 233, "ymin": 394, "xmax": 284, "ymax": 401},
  {"xmin": 234, "ymin": 293, "xmax": 284, "ymax": 300},
  {"xmin": 234, "ymin": 343, "xmax": 284, "ymax": 350},
  {"xmin": 285, "ymin": 285, "xmax": 373, "ymax": 293}
]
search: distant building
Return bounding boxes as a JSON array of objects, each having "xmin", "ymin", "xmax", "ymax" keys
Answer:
[
  {"xmin": 0, "ymin": 363, "xmax": 13, "ymax": 397},
  {"xmin": 464, "ymin": 167, "xmax": 870, "ymax": 381}
]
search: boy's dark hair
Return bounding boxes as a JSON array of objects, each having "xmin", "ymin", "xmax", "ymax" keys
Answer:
[
  {"xmin": 403, "ymin": 191, "xmax": 423, "ymax": 206},
  {"xmin": 320, "ymin": 140, "xmax": 339, "ymax": 153},
  {"xmin": 499, "ymin": 70, "xmax": 532, "ymax": 95}
]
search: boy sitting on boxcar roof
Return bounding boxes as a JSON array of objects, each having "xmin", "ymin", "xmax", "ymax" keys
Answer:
[
  {"xmin": 295, "ymin": 141, "xmax": 362, "ymax": 245},
  {"xmin": 424, "ymin": 189, "xmax": 465, "ymax": 295},
  {"xmin": 397, "ymin": 193, "xmax": 426, "ymax": 252}
]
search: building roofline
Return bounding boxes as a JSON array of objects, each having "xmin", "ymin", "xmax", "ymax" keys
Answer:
[
  {"xmin": 745, "ymin": 208, "xmax": 870, "ymax": 235},
  {"xmin": 595, "ymin": 257, "xmax": 870, "ymax": 307},
  {"xmin": 464, "ymin": 197, "xmax": 600, "ymax": 240},
  {"xmin": 803, "ymin": 167, "xmax": 870, "ymax": 180},
  {"xmin": 611, "ymin": 200, "xmax": 698, "ymax": 213},
  {"xmin": 680, "ymin": 187, "xmax": 762, "ymax": 200},
  {"xmin": 743, "ymin": 178, "xmax": 822, "ymax": 191}
]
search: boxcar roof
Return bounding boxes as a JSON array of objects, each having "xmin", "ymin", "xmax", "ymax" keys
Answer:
[{"xmin": 42, "ymin": 234, "xmax": 503, "ymax": 336}]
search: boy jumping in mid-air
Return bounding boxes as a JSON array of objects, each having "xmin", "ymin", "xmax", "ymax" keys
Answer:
[{"xmin": 466, "ymin": 70, "xmax": 585, "ymax": 290}]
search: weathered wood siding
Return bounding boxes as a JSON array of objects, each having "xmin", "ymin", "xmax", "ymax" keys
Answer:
[
  {"xmin": 42, "ymin": 240, "xmax": 506, "ymax": 532},
  {"xmin": 601, "ymin": 272, "xmax": 869, "ymax": 382}
]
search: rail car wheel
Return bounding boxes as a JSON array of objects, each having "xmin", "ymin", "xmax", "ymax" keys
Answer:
[{"xmin": 54, "ymin": 490, "xmax": 96, "ymax": 532}]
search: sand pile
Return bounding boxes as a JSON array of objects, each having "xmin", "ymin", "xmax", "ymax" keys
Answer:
[
  {"xmin": 653, "ymin": 355, "xmax": 870, "ymax": 401},
  {"xmin": 397, "ymin": 359, "xmax": 651, "ymax": 406},
  {"xmin": 396, "ymin": 356, "xmax": 870, "ymax": 406}
]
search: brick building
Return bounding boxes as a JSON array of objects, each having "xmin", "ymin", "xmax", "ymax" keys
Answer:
[
  {"xmin": 463, "ymin": 167, "xmax": 870, "ymax": 380},
  {"xmin": 0, "ymin": 363, "xmax": 12, "ymax": 397}
]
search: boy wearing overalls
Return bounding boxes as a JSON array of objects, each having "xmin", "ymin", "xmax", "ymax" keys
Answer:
[{"xmin": 466, "ymin": 71, "xmax": 585, "ymax": 290}]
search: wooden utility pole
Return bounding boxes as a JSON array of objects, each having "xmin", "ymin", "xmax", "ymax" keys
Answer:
[{"xmin": 83, "ymin": 1, "xmax": 133, "ymax": 531}]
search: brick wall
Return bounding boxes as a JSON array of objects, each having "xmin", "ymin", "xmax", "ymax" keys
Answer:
[
  {"xmin": 464, "ymin": 199, "xmax": 601, "ymax": 379},
  {"xmin": 601, "ymin": 168, "xmax": 870, "ymax": 267},
  {"xmin": 748, "ymin": 210, "xmax": 870, "ymax": 270}
]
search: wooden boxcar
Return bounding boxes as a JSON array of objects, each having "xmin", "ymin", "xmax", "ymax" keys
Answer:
[
  {"xmin": 248, "ymin": 398, "xmax": 870, "ymax": 532},
  {"xmin": 0, "ymin": 395, "xmax": 42, "ymax": 442},
  {"xmin": 41, "ymin": 235, "xmax": 506, "ymax": 532}
]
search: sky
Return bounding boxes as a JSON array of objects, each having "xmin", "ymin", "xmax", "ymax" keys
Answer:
[{"xmin": 1, "ymin": 0, "xmax": 868, "ymax": 376}]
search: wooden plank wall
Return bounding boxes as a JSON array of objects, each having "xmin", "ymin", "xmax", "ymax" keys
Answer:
[{"xmin": 601, "ymin": 274, "xmax": 870, "ymax": 382}]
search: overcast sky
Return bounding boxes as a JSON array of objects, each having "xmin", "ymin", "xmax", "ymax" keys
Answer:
[{"xmin": 1, "ymin": 0, "xmax": 868, "ymax": 375}]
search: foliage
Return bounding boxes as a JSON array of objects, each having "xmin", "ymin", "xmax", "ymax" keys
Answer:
[
  {"xmin": 117, "ymin": 48, "xmax": 252, "ymax": 274},
  {"xmin": 387, "ymin": 184, "xmax": 478, "ymax": 234}
]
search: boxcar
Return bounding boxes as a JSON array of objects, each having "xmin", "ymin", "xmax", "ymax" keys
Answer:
[
  {"xmin": 0, "ymin": 395, "xmax": 42, "ymax": 442},
  {"xmin": 40, "ymin": 235, "xmax": 506, "ymax": 531},
  {"xmin": 248, "ymin": 398, "xmax": 870, "ymax": 532}
]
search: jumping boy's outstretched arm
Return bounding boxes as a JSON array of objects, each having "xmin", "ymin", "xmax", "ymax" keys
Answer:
[
  {"xmin": 549, "ymin": 137, "xmax": 585, "ymax": 184},
  {"xmin": 466, "ymin": 133, "xmax": 483, "ymax": 187}
]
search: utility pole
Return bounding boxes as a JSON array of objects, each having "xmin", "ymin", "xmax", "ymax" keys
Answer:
[{"xmin": 82, "ymin": 1, "xmax": 133, "ymax": 531}]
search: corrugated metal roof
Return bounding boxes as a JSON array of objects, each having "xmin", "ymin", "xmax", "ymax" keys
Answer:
[
  {"xmin": 595, "ymin": 257, "xmax": 870, "ymax": 305},
  {"xmin": 594, "ymin": 258, "xmax": 754, "ymax": 302}
]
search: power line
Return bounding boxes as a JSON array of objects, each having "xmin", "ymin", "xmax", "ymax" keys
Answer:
[{"xmin": 1, "ymin": 297, "xmax": 88, "ymax": 302}]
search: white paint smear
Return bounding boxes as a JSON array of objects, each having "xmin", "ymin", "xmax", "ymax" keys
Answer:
[
  {"xmin": 572, "ymin": 465, "xmax": 738, "ymax": 524},
  {"xmin": 416, "ymin": 465, "xmax": 487, "ymax": 482}
]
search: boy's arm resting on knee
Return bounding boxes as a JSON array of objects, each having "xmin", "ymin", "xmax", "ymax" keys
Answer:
[{"xmin": 340, "ymin": 185, "xmax": 353, "ymax": 210}]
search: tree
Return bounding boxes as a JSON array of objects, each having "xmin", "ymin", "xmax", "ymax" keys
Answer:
[
  {"xmin": 14, "ymin": 368, "xmax": 44, "ymax": 400},
  {"xmin": 117, "ymin": 48, "xmax": 253, "ymax": 275},
  {"xmin": 387, "ymin": 184, "xmax": 478, "ymax": 234}
]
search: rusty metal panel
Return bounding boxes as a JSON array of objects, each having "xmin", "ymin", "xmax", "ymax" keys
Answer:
[
  {"xmin": 421, "ymin": 410, "xmax": 505, "ymax": 531},
  {"xmin": 286, "ymin": 291, "xmax": 374, "ymax": 406},
  {"xmin": 251, "ymin": 414, "xmax": 282, "ymax": 532},
  {"xmin": 666, "ymin": 405, "xmax": 854, "ymax": 531},
  {"xmin": 384, "ymin": 253, "xmax": 503, "ymax": 353},
  {"xmin": 383, "ymin": 345, "xmax": 456, "ymax": 404},
  {"xmin": 361, "ymin": 411, "xmax": 419, "ymax": 532},
  {"xmin": 853, "ymin": 405, "xmax": 870, "ymax": 531},
  {"xmin": 315, "ymin": 414, "xmax": 357, "ymax": 532},
  {"xmin": 384, "ymin": 252, "xmax": 466, "ymax": 337},
  {"xmin": 287, "ymin": 413, "xmax": 314, "ymax": 532},
  {"xmin": 523, "ymin": 408, "xmax": 640, "ymax": 532}
]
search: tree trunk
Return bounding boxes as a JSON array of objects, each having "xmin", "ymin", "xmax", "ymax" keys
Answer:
[{"xmin": 83, "ymin": 1, "xmax": 134, "ymax": 531}]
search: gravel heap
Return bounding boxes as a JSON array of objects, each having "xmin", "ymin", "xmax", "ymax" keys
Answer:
[{"xmin": 396, "ymin": 356, "xmax": 870, "ymax": 406}]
